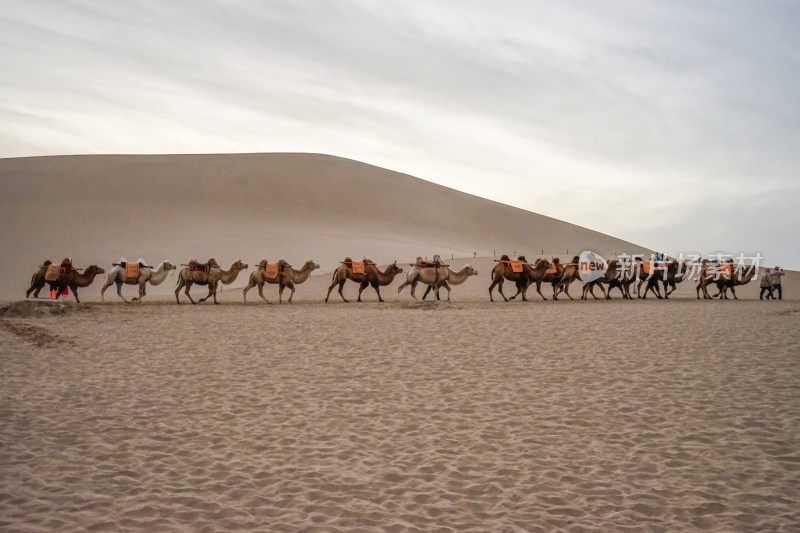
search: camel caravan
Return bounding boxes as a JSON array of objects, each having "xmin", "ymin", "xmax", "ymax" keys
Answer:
[{"xmin": 24, "ymin": 251, "xmax": 762, "ymax": 304}]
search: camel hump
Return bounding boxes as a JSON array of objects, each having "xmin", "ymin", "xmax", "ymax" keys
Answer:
[
  {"xmin": 343, "ymin": 257, "xmax": 353, "ymax": 263},
  {"xmin": 363, "ymin": 258, "xmax": 375, "ymax": 265},
  {"xmin": 208, "ymin": 257, "xmax": 219, "ymax": 266},
  {"xmin": 500, "ymin": 254, "xmax": 510, "ymax": 262},
  {"xmin": 517, "ymin": 255, "xmax": 527, "ymax": 262},
  {"xmin": 553, "ymin": 257, "xmax": 560, "ymax": 264},
  {"xmin": 277, "ymin": 259, "xmax": 289, "ymax": 267}
]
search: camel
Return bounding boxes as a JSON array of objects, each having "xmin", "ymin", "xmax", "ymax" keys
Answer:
[
  {"xmin": 50, "ymin": 265, "xmax": 106, "ymax": 302},
  {"xmin": 25, "ymin": 260, "xmax": 53, "ymax": 298},
  {"xmin": 698, "ymin": 262, "xmax": 757, "ymax": 299},
  {"xmin": 713, "ymin": 264, "xmax": 757, "ymax": 299},
  {"xmin": 508, "ymin": 258, "xmax": 553, "ymax": 301},
  {"xmin": 325, "ymin": 258, "xmax": 403, "ymax": 302},
  {"xmin": 397, "ymin": 262, "xmax": 478, "ymax": 302},
  {"xmin": 243, "ymin": 259, "xmax": 320, "ymax": 303},
  {"xmin": 534, "ymin": 257, "xmax": 564, "ymax": 300},
  {"xmin": 100, "ymin": 260, "xmax": 177, "ymax": 303},
  {"xmin": 552, "ymin": 256, "xmax": 581, "ymax": 300},
  {"xmin": 175, "ymin": 258, "xmax": 248, "ymax": 304},
  {"xmin": 580, "ymin": 259, "xmax": 621, "ymax": 300},
  {"xmin": 635, "ymin": 259, "xmax": 681, "ymax": 299},
  {"xmin": 489, "ymin": 255, "xmax": 528, "ymax": 302}
]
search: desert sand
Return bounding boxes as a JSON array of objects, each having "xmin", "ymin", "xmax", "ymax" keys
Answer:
[{"xmin": 1, "ymin": 294, "xmax": 798, "ymax": 532}]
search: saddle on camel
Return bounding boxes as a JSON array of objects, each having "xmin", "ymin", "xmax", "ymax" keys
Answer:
[
  {"xmin": 496, "ymin": 255, "xmax": 525, "ymax": 273},
  {"xmin": 43, "ymin": 258, "xmax": 75, "ymax": 296},
  {"xmin": 411, "ymin": 255, "xmax": 448, "ymax": 270},
  {"xmin": 112, "ymin": 258, "xmax": 152, "ymax": 281},
  {"xmin": 183, "ymin": 258, "xmax": 220, "ymax": 273},
  {"xmin": 263, "ymin": 259, "xmax": 290, "ymax": 279},
  {"xmin": 342, "ymin": 257, "xmax": 375, "ymax": 274}
]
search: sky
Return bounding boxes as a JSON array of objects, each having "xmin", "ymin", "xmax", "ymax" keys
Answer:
[{"xmin": 2, "ymin": 0, "xmax": 799, "ymax": 268}]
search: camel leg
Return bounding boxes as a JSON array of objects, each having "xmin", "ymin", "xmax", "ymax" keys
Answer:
[
  {"xmin": 373, "ymin": 281, "xmax": 384, "ymax": 303},
  {"xmin": 563, "ymin": 281, "xmax": 574, "ymax": 300},
  {"xmin": 489, "ymin": 277, "xmax": 506, "ymax": 302},
  {"xmin": 410, "ymin": 281, "xmax": 419, "ymax": 300},
  {"xmin": 135, "ymin": 281, "xmax": 146, "ymax": 303},
  {"xmin": 184, "ymin": 282, "xmax": 197, "ymax": 304},
  {"xmin": 326, "ymin": 278, "xmax": 348, "ymax": 303},
  {"xmin": 637, "ymin": 279, "xmax": 646, "ymax": 298},
  {"xmin": 282, "ymin": 282, "xmax": 296, "ymax": 303},
  {"xmin": 729, "ymin": 285, "xmax": 737, "ymax": 299},
  {"xmin": 278, "ymin": 284, "xmax": 285, "ymax": 303},
  {"xmin": 397, "ymin": 280, "xmax": 410, "ymax": 295},
  {"xmin": 581, "ymin": 283, "xmax": 590, "ymax": 300},
  {"xmin": 257, "ymin": 282, "xmax": 271, "ymax": 304},
  {"xmin": 357, "ymin": 281, "xmax": 367, "ymax": 302},
  {"xmin": 175, "ymin": 279, "xmax": 185, "ymax": 304},
  {"xmin": 442, "ymin": 281, "xmax": 452, "ymax": 302},
  {"xmin": 242, "ymin": 279, "xmax": 253, "ymax": 302},
  {"xmin": 100, "ymin": 279, "xmax": 113, "ymax": 302},
  {"xmin": 535, "ymin": 281, "xmax": 548, "ymax": 301}
]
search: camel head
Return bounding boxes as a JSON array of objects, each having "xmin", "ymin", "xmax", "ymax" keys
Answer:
[
  {"xmin": 533, "ymin": 258, "xmax": 552, "ymax": 271},
  {"xmin": 231, "ymin": 259, "xmax": 248, "ymax": 271},
  {"xmin": 304, "ymin": 260, "xmax": 320, "ymax": 271},
  {"xmin": 464, "ymin": 265, "xmax": 478, "ymax": 276},
  {"xmin": 387, "ymin": 261, "xmax": 403, "ymax": 274},
  {"xmin": 163, "ymin": 261, "xmax": 177, "ymax": 271},
  {"xmin": 85, "ymin": 265, "xmax": 106, "ymax": 276}
]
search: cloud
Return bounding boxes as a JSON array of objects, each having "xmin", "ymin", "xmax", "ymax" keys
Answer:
[{"xmin": 1, "ymin": 0, "xmax": 799, "ymax": 268}]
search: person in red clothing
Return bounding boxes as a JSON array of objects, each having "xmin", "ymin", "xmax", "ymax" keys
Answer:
[{"xmin": 59, "ymin": 258, "xmax": 73, "ymax": 276}]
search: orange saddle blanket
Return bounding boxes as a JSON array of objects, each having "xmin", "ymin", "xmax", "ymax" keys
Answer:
[
  {"xmin": 125, "ymin": 262, "xmax": 140, "ymax": 279},
  {"xmin": 351, "ymin": 261, "xmax": 365, "ymax": 274},
  {"xmin": 265, "ymin": 263, "xmax": 279, "ymax": 279},
  {"xmin": 509, "ymin": 260, "xmax": 523, "ymax": 273}
]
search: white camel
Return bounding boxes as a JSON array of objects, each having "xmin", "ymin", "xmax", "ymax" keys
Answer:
[
  {"xmin": 397, "ymin": 264, "xmax": 478, "ymax": 302},
  {"xmin": 100, "ymin": 259, "xmax": 177, "ymax": 303}
]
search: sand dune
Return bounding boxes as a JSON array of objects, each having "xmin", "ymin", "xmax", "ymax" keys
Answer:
[{"xmin": 1, "ymin": 153, "xmax": 645, "ymax": 300}]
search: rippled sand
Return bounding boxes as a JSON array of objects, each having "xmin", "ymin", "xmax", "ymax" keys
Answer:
[{"xmin": 1, "ymin": 296, "xmax": 799, "ymax": 532}]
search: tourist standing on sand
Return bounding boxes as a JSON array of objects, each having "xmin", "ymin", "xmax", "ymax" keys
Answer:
[
  {"xmin": 760, "ymin": 268, "xmax": 774, "ymax": 300},
  {"xmin": 771, "ymin": 266, "xmax": 784, "ymax": 300}
]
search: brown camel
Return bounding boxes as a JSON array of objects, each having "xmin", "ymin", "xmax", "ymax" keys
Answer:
[
  {"xmin": 509, "ymin": 258, "xmax": 553, "ymax": 301},
  {"xmin": 175, "ymin": 258, "xmax": 248, "ymax": 304},
  {"xmin": 636, "ymin": 259, "xmax": 681, "ymax": 299},
  {"xmin": 697, "ymin": 261, "xmax": 758, "ymax": 300},
  {"xmin": 535, "ymin": 257, "xmax": 564, "ymax": 300},
  {"xmin": 243, "ymin": 259, "xmax": 320, "ymax": 303},
  {"xmin": 552, "ymin": 256, "xmax": 581, "ymax": 300},
  {"xmin": 709, "ymin": 263, "xmax": 757, "ymax": 299},
  {"xmin": 50, "ymin": 265, "xmax": 106, "ymax": 302},
  {"xmin": 25, "ymin": 260, "xmax": 53, "ymax": 298},
  {"xmin": 325, "ymin": 258, "xmax": 403, "ymax": 302},
  {"xmin": 581, "ymin": 259, "xmax": 621, "ymax": 300},
  {"xmin": 488, "ymin": 255, "xmax": 530, "ymax": 302},
  {"xmin": 489, "ymin": 256, "xmax": 552, "ymax": 302}
]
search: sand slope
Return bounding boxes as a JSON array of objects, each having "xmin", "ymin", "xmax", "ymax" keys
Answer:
[{"xmin": 1, "ymin": 153, "xmax": 645, "ymax": 300}]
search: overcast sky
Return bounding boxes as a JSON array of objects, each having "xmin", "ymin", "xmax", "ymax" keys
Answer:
[{"xmin": 2, "ymin": 0, "xmax": 799, "ymax": 268}]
